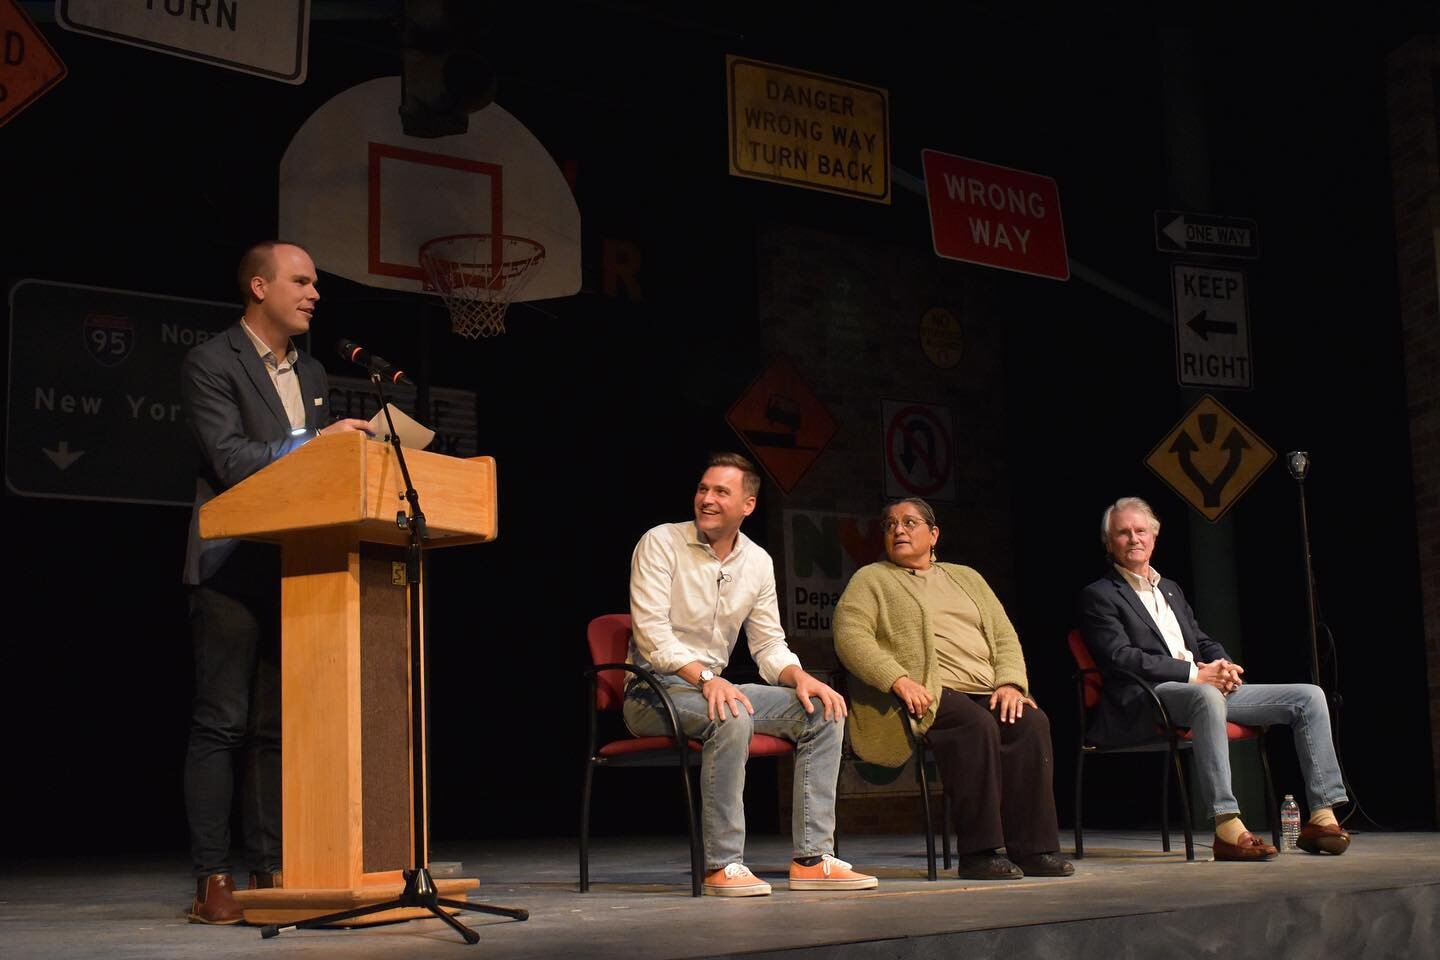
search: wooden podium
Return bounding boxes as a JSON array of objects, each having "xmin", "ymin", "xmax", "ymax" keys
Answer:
[{"xmin": 199, "ymin": 431, "xmax": 495, "ymax": 925}]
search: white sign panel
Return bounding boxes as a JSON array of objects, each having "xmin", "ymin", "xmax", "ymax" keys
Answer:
[
  {"xmin": 57, "ymin": 0, "xmax": 310, "ymax": 84},
  {"xmin": 781, "ymin": 509, "xmax": 882, "ymax": 638},
  {"xmin": 881, "ymin": 399, "xmax": 956, "ymax": 502},
  {"xmin": 1171, "ymin": 264, "xmax": 1252, "ymax": 390}
]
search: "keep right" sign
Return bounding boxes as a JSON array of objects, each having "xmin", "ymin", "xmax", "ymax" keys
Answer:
[{"xmin": 1172, "ymin": 263, "xmax": 1253, "ymax": 390}]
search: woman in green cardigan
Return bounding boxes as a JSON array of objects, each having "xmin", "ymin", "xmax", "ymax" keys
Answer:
[{"xmin": 834, "ymin": 498, "xmax": 1072, "ymax": 880}]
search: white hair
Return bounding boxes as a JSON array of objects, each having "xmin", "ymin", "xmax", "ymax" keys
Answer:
[{"xmin": 1100, "ymin": 497, "xmax": 1160, "ymax": 547}]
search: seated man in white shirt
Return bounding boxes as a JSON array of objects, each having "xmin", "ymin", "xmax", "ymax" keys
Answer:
[
  {"xmin": 624, "ymin": 452, "xmax": 878, "ymax": 896},
  {"xmin": 1078, "ymin": 497, "xmax": 1350, "ymax": 861}
]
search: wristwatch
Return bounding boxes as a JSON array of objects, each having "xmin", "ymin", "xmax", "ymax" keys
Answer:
[{"xmin": 697, "ymin": 669, "xmax": 715, "ymax": 687}]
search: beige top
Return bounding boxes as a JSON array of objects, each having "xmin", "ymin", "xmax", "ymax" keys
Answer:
[
  {"xmin": 240, "ymin": 319, "xmax": 305, "ymax": 429},
  {"xmin": 898, "ymin": 565, "xmax": 995, "ymax": 693}
]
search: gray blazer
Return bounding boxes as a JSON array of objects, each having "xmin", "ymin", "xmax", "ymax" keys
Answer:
[{"xmin": 181, "ymin": 322, "xmax": 332, "ymax": 590}]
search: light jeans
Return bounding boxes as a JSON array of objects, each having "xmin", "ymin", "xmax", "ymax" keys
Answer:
[
  {"xmin": 623, "ymin": 677, "xmax": 842, "ymax": 870},
  {"xmin": 1153, "ymin": 681, "xmax": 1348, "ymax": 819}
]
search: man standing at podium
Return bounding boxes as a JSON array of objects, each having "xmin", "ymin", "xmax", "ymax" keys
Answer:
[
  {"xmin": 625, "ymin": 453, "xmax": 878, "ymax": 896},
  {"xmin": 179, "ymin": 241, "xmax": 371, "ymax": 923}
]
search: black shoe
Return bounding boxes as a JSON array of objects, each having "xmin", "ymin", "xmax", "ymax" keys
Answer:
[
  {"xmin": 955, "ymin": 853, "xmax": 1023, "ymax": 880},
  {"xmin": 1012, "ymin": 852, "xmax": 1075, "ymax": 877}
]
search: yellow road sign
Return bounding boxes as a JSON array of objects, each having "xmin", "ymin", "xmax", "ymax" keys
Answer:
[
  {"xmin": 726, "ymin": 55, "xmax": 890, "ymax": 204},
  {"xmin": 1145, "ymin": 394, "xmax": 1274, "ymax": 522}
]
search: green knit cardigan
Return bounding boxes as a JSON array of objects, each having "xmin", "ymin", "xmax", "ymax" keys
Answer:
[{"xmin": 833, "ymin": 561, "xmax": 1030, "ymax": 768}]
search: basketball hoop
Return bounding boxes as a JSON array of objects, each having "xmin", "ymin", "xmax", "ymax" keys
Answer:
[{"xmin": 418, "ymin": 234, "xmax": 546, "ymax": 339}]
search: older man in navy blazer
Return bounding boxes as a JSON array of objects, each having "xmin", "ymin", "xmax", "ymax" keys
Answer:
[
  {"xmin": 180, "ymin": 241, "xmax": 370, "ymax": 923},
  {"xmin": 1078, "ymin": 497, "xmax": 1350, "ymax": 862}
]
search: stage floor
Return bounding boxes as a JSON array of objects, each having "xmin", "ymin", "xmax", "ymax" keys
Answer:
[{"xmin": 3, "ymin": 830, "xmax": 1438, "ymax": 959}]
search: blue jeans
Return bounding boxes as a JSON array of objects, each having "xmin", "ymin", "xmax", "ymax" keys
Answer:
[
  {"xmin": 1153, "ymin": 681, "xmax": 1347, "ymax": 820},
  {"xmin": 623, "ymin": 678, "xmax": 842, "ymax": 870}
]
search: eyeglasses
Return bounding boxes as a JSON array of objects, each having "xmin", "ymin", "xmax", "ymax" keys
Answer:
[{"xmin": 881, "ymin": 516, "xmax": 929, "ymax": 534}]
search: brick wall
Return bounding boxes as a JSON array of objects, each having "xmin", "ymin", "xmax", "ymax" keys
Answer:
[
  {"xmin": 1385, "ymin": 35, "xmax": 1440, "ymax": 823},
  {"xmin": 755, "ymin": 222, "xmax": 1013, "ymax": 832}
]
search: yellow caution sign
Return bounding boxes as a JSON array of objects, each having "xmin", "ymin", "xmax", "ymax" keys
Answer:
[
  {"xmin": 919, "ymin": 307, "xmax": 963, "ymax": 369},
  {"xmin": 1145, "ymin": 394, "xmax": 1274, "ymax": 522},
  {"xmin": 726, "ymin": 55, "xmax": 890, "ymax": 204}
]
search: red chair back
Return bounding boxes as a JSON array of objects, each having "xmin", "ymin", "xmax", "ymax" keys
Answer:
[
  {"xmin": 1066, "ymin": 628, "xmax": 1103, "ymax": 708},
  {"xmin": 587, "ymin": 614, "xmax": 633, "ymax": 712}
]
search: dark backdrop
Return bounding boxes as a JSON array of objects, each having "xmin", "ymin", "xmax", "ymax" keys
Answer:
[{"xmin": 1, "ymin": 4, "xmax": 1434, "ymax": 858}]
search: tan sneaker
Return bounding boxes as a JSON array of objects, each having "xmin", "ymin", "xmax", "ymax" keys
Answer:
[
  {"xmin": 702, "ymin": 862, "xmax": 772, "ymax": 897},
  {"xmin": 788, "ymin": 855, "xmax": 878, "ymax": 891}
]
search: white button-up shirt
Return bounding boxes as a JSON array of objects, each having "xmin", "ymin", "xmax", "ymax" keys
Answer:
[
  {"xmin": 1116, "ymin": 564, "xmax": 1198, "ymax": 682},
  {"xmin": 240, "ymin": 319, "xmax": 305, "ymax": 429},
  {"xmin": 629, "ymin": 521, "xmax": 801, "ymax": 685}
]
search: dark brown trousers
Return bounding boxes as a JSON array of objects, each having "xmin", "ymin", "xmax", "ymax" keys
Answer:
[{"xmin": 926, "ymin": 689, "xmax": 1060, "ymax": 860}]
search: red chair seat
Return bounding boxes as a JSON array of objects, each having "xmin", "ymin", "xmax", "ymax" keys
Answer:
[
  {"xmin": 598, "ymin": 736, "xmax": 703, "ymax": 757},
  {"xmin": 597, "ymin": 733, "xmax": 794, "ymax": 758},
  {"xmin": 1157, "ymin": 722, "xmax": 1260, "ymax": 740},
  {"xmin": 745, "ymin": 734, "xmax": 794, "ymax": 757}
]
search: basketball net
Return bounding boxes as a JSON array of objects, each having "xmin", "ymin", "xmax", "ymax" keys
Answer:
[{"xmin": 418, "ymin": 234, "xmax": 546, "ymax": 339}]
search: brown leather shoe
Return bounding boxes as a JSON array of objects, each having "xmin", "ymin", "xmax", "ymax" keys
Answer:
[
  {"xmin": 1297, "ymin": 821, "xmax": 1350, "ymax": 855},
  {"xmin": 248, "ymin": 870, "xmax": 282, "ymax": 889},
  {"xmin": 188, "ymin": 873, "xmax": 244, "ymax": 924},
  {"xmin": 1212, "ymin": 831, "xmax": 1278, "ymax": 862}
]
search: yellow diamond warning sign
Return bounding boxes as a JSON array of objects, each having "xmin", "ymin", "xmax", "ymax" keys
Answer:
[
  {"xmin": 1145, "ymin": 394, "xmax": 1274, "ymax": 522},
  {"xmin": 0, "ymin": 0, "xmax": 67, "ymax": 129}
]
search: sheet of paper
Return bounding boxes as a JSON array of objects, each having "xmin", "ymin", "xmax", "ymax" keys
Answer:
[{"xmin": 367, "ymin": 403, "xmax": 435, "ymax": 450}]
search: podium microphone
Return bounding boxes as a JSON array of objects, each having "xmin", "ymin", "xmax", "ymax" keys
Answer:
[{"xmin": 336, "ymin": 338, "xmax": 414, "ymax": 386}]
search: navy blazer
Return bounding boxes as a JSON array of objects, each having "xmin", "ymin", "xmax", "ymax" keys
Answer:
[
  {"xmin": 181, "ymin": 322, "xmax": 332, "ymax": 591},
  {"xmin": 1076, "ymin": 566, "xmax": 1231, "ymax": 746}
]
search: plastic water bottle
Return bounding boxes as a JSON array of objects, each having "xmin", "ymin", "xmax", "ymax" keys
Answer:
[{"xmin": 1280, "ymin": 794, "xmax": 1301, "ymax": 852}]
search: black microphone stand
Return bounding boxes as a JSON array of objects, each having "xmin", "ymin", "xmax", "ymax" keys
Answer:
[
  {"xmin": 1286, "ymin": 451, "xmax": 1383, "ymax": 832},
  {"xmin": 261, "ymin": 374, "xmax": 528, "ymax": 944}
]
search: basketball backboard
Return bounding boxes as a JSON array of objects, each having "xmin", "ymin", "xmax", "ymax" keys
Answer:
[{"xmin": 279, "ymin": 77, "xmax": 580, "ymax": 302}]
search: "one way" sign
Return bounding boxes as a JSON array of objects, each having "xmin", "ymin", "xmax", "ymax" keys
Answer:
[{"xmin": 1172, "ymin": 263, "xmax": 1252, "ymax": 390}]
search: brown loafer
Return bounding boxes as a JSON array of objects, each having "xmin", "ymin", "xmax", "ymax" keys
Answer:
[
  {"xmin": 1296, "ymin": 822, "xmax": 1350, "ymax": 855},
  {"xmin": 1212, "ymin": 831, "xmax": 1278, "ymax": 862},
  {"xmin": 188, "ymin": 873, "xmax": 244, "ymax": 924}
]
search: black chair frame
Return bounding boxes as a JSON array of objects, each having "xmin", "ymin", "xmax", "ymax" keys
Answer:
[
  {"xmin": 580, "ymin": 661, "xmax": 704, "ymax": 897},
  {"xmin": 1071, "ymin": 662, "xmax": 1278, "ymax": 862},
  {"xmin": 895, "ymin": 695, "xmax": 952, "ymax": 881}
]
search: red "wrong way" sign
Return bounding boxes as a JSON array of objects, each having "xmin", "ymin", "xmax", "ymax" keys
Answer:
[{"xmin": 921, "ymin": 149, "xmax": 1068, "ymax": 281}]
